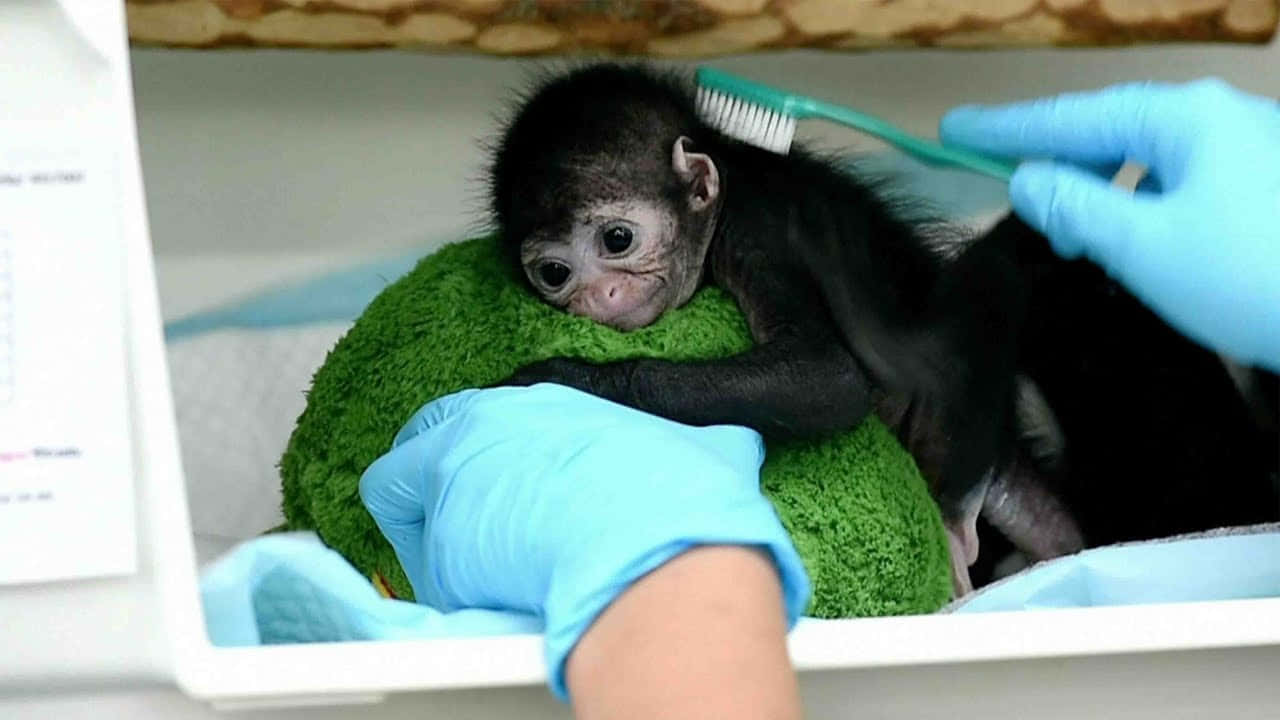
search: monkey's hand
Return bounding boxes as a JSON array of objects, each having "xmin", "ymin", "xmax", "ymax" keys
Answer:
[{"xmin": 491, "ymin": 357, "xmax": 621, "ymax": 397}]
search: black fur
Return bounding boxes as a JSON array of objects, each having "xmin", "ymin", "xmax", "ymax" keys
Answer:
[
  {"xmin": 487, "ymin": 62, "xmax": 1279, "ymax": 583},
  {"xmin": 490, "ymin": 65, "xmax": 701, "ymax": 270},
  {"xmin": 489, "ymin": 63, "xmax": 1024, "ymax": 546},
  {"xmin": 982, "ymin": 214, "xmax": 1279, "ymax": 552}
]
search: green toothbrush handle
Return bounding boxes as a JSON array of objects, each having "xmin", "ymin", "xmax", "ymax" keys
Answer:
[{"xmin": 796, "ymin": 97, "xmax": 1018, "ymax": 182}]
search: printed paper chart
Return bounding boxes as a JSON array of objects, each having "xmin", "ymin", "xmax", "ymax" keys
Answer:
[
  {"xmin": 0, "ymin": 237, "xmax": 10, "ymax": 406},
  {"xmin": 0, "ymin": 153, "xmax": 138, "ymax": 585}
]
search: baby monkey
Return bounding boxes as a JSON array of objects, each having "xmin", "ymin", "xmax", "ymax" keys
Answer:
[
  {"xmin": 488, "ymin": 62, "xmax": 1051, "ymax": 595},
  {"xmin": 488, "ymin": 62, "xmax": 1280, "ymax": 595}
]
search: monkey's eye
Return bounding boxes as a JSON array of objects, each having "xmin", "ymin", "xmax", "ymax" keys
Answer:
[
  {"xmin": 602, "ymin": 225, "xmax": 633, "ymax": 254},
  {"xmin": 537, "ymin": 261, "xmax": 572, "ymax": 288}
]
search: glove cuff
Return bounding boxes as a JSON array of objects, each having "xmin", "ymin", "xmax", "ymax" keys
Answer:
[{"xmin": 540, "ymin": 497, "xmax": 811, "ymax": 703}]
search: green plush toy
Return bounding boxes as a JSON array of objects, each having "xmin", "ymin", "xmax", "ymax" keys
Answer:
[{"xmin": 279, "ymin": 236, "xmax": 951, "ymax": 618}]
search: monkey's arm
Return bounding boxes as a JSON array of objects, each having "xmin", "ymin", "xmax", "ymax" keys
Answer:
[{"xmin": 498, "ymin": 334, "xmax": 872, "ymax": 440}]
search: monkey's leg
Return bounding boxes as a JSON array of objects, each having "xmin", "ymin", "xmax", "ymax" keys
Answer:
[
  {"xmin": 940, "ymin": 448, "xmax": 1088, "ymax": 595},
  {"xmin": 884, "ymin": 396, "xmax": 997, "ymax": 598},
  {"xmin": 927, "ymin": 217, "xmax": 1033, "ymax": 597},
  {"xmin": 976, "ymin": 375, "xmax": 1085, "ymax": 565},
  {"xmin": 920, "ymin": 327, "xmax": 1023, "ymax": 598},
  {"xmin": 982, "ymin": 457, "xmax": 1085, "ymax": 564}
]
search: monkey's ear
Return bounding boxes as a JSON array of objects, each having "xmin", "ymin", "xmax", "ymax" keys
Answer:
[{"xmin": 671, "ymin": 136, "xmax": 720, "ymax": 212}]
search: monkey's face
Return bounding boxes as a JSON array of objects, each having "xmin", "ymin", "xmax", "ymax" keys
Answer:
[
  {"xmin": 516, "ymin": 137, "xmax": 721, "ymax": 332},
  {"xmin": 520, "ymin": 199, "xmax": 697, "ymax": 331}
]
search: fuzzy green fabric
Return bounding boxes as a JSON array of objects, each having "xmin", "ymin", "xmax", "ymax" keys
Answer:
[{"xmin": 279, "ymin": 236, "xmax": 951, "ymax": 618}]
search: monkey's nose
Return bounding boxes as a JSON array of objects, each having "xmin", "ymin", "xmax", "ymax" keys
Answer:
[{"xmin": 594, "ymin": 280, "xmax": 633, "ymax": 314}]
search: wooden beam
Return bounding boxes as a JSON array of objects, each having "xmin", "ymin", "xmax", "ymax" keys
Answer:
[{"xmin": 126, "ymin": 0, "xmax": 1279, "ymax": 55}]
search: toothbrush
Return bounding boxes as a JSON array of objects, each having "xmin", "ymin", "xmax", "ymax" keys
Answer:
[{"xmin": 695, "ymin": 66, "xmax": 1017, "ymax": 183}]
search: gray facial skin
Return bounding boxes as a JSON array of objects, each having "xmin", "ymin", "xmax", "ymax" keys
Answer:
[{"xmin": 518, "ymin": 137, "xmax": 720, "ymax": 332}]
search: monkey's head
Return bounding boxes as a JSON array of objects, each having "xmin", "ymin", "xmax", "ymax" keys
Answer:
[{"xmin": 489, "ymin": 64, "xmax": 722, "ymax": 331}]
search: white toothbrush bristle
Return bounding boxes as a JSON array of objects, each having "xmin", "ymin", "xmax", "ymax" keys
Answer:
[{"xmin": 695, "ymin": 86, "xmax": 795, "ymax": 155}]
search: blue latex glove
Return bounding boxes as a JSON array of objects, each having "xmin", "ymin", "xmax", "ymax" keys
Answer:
[
  {"xmin": 940, "ymin": 79, "xmax": 1280, "ymax": 372},
  {"xmin": 359, "ymin": 383, "xmax": 811, "ymax": 702}
]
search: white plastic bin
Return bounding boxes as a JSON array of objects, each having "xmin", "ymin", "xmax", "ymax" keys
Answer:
[{"xmin": 4, "ymin": 3, "xmax": 1280, "ymax": 718}]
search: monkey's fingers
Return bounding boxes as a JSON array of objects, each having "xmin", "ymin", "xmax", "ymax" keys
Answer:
[
  {"xmin": 488, "ymin": 357, "xmax": 595, "ymax": 393},
  {"xmin": 943, "ymin": 475, "xmax": 991, "ymax": 599},
  {"xmin": 946, "ymin": 528, "xmax": 977, "ymax": 599}
]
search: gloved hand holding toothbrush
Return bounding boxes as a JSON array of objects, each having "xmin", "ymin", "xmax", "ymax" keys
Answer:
[{"xmin": 941, "ymin": 78, "xmax": 1280, "ymax": 372}]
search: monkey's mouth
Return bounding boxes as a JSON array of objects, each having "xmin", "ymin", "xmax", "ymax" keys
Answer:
[
  {"xmin": 601, "ymin": 289, "xmax": 666, "ymax": 331},
  {"xmin": 602, "ymin": 306, "xmax": 661, "ymax": 332}
]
